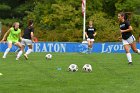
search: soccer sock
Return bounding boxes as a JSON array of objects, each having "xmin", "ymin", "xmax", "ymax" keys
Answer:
[
  {"xmin": 15, "ymin": 48, "xmax": 20, "ymax": 52},
  {"xmin": 126, "ymin": 53, "xmax": 132, "ymax": 62},
  {"xmin": 26, "ymin": 49, "xmax": 32, "ymax": 55},
  {"xmin": 87, "ymin": 47, "xmax": 90, "ymax": 52},
  {"xmin": 16, "ymin": 50, "xmax": 23, "ymax": 59},
  {"xmin": 89, "ymin": 48, "xmax": 92, "ymax": 53},
  {"xmin": 3, "ymin": 48, "xmax": 11, "ymax": 57},
  {"xmin": 137, "ymin": 49, "xmax": 140, "ymax": 54}
]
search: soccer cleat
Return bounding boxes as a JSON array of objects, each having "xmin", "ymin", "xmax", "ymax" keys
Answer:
[
  {"xmin": 16, "ymin": 58, "xmax": 19, "ymax": 60},
  {"xmin": 2, "ymin": 56, "xmax": 6, "ymax": 59},
  {"xmin": 89, "ymin": 50, "xmax": 92, "ymax": 54},
  {"xmin": 24, "ymin": 54, "xmax": 28, "ymax": 60},
  {"xmin": 86, "ymin": 51, "xmax": 92, "ymax": 54},
  {"xmin": 128, "ymin": 62, "xmax": 133, "ymax": 65},
  {"xmin": 85, "ymin": 50, "xmax": 90, "ymax": 54},
  {"xmin": 86, "ymin": 51, "xmax": 90, "ymax": 54}
]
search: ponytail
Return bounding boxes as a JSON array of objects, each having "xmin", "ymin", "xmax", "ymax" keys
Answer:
[
  {"xmin": 119, "ymin": 12, "xmax": 131, "ymax": 21},
  {"xmin": 28, "ymin": 19, "xmax": 33, "ymax": 28},
  {"xmin": 124, "ymin": 13, "xmax": 128, "ymax": 21}
]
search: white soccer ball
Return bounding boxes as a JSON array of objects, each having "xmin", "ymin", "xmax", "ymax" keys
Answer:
[
  {"xmin": 82, "ymin": 64, "xmax": 92, "ymax": 72},
  {"xmin": 45, "ymin": 54, "xmax": 52, "ymax": 59},
  {"xmin": 68, "ymin": 64, "xmax": 78, "ymax": 72}
]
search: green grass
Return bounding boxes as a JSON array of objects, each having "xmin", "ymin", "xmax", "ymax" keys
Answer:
[{"xmin": 0, "ymin": 52, "xmax": 140, "ymax": 93}]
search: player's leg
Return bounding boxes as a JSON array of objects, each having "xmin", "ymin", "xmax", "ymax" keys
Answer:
[
  {"xmin": 88, "ymin": 41, "xmax": 93, "ymax": 54},
  {"xmin": 15, "ymin": 42, "xmax": 23, "ymax": 60},
  {"xmin": 20, "ymin": 38, "xmax": 28, "ymax": 59},
  {"xmin": 124, "ymin": 44, "xmax": 132, "ymax": 64},
  {"xmin": 2, "ymin": 41, "xmax": 12, "ymax": 58},
  {"xmin": 89, "ymin": 39, "xmax": 94, "ymax": 53},
  {"xmin": 127, "ymin": 35, "xmax": 140, "ymax": 54},
  {"xmin": 24, "ymin": 45, "xmax": 32, "ymax": 60},
  {"xmin": 122, "ymin": 39, "xmax": 132, "ymax": 64},
  {"xmin": 130, "ymin": 42, "xmax": 140, "ymax": 54},
  {"xmin": 25, "ymin": 45, "xmax": 32, "ymax": 55},
  {"xmin": 23, "ymin": 39, "xmax": 33, "ymax": 60},
  {"xmin": 86, "ymin": 38, "xmax": 91, "ymax": 54}
]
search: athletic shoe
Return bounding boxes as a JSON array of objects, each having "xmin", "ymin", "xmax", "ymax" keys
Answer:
[
  {"xmin": 24, "ymin": 54, "xmax": 28, "ymax": 60},
  {"xmin": 128, "ymin": 62, "xmax": 133, "ymax": 65},
  {"xmin": 2, "ymin": 56, "xmax": 6, "ymax": 58},
  {"xmin": 86, "ymin": 51, "xmax": 90, "ymax": 54},
  {"xmin": 16, "ymin": 58, "xmax": 19, "ymax": 60},
  {"xmin": 89, "ymin": 50, "xmax": 92, "ymax": 54},
  {"xmin": 86, "ymin": 50, "xmax": 92, "ymax": 54}
]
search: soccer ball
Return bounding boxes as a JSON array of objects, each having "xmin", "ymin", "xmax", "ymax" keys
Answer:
[
  {"xmin": 82, "ymin": 64, "xmax": 92, "ymax": 72},
  {"xmin": 68, "ymin": 64, "xmax": 78, "ymax": 72},
  {"xmin": 45, "ymin": 54, "xmax": 52, "ymax": 59}
]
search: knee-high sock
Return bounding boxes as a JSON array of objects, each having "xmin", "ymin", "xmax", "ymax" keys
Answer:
[
  {"xmin": 3, "ymin": 48, "xmax": 11, "ymax": 57},
  {"xmin": 16, "ymin": 50, "xmax": 23, "ymax": 59},
  {"xmin": 126, "ymin": 53, "xmax": 132, "ymax": 62},
  {"xmin": 26, "ymin": 49, "xmax": 32, "ymax": 55},
  {"xmin": 137, "ymin": 49, "xmax": 140, "ymax": 54},
  {"xmin": 89, "ymin": 48, "xmax": 92, "ymax": 52}
]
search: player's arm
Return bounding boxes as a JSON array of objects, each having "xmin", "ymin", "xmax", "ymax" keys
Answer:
[
  {"xmin": 85, "ymin": 28, "xmax": 88, "ymax": 38},
  {"xmin": 1, "ymin": 29, "xmax": 10, "ymax": 42},
  {"xmin": 120, "ymin": 26, "xmax": 133, "ymax": 33},
  {"xmin": 85, "ymin": 32, "xmax": 88, "ymax": 38},
  {"xmin": 31, "ymin": 32, "xmax": 34, "ymax": 42},
  {"xmin": 118, "ymin": 36, "xmax": 122, "ymax": 41},
  {"xmin": 117, "ymin": 27, "xmax": 122, "ymax": 41},
  {"xmin": 117, "ymin": 28, "xmax": 122, "ymax": 41},
  {"xmin": 93, "ymin": 32, "xmax": 97, "ymax": 37},
  {"xmin": 19, "ymin": 32, "xmax": 22, "ymax": 41}
]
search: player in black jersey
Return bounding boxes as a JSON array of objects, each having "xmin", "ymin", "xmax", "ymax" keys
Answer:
[
  {"xmin": 85, "ymin": 20, "xmax": 97, "ymax": 54},
  {"xmin": 21, "ymin": 20, "xmax": 35, "ymax": 60},
  {"xmin": 118, "ymin": 12, "xmax": 140, "ymax": 65}
]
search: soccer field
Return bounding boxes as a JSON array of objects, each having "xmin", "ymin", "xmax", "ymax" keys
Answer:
[{"xmin": 0, "ymin": 52, "xmax": 140, "ymax": 93}]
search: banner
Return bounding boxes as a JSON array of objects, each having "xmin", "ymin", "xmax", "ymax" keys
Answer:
[{"xmin": 0, "ymin": 42, "xmax": 140, "ymax": 53}]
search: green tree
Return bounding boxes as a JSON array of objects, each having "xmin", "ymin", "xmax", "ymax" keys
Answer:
[{"xmin": 1, "ymin": 0, "xmax": 140, "ymax": 42}]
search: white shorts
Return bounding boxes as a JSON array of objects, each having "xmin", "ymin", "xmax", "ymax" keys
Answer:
[
  {"xmin": 122, "ymin": 35, "xmax": 136, "ymax": 45},
  {"xmin": 87, "ymin": 38, "xmax": 95, "ymax": 42},
  {"xmin": 21, "ymin": 38, "xmax": 33, "ymax": 46}
]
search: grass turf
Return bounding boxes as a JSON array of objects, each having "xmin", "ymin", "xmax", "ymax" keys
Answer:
[{"xmin": 0, "ymin": 52, "xmax": 140, "ymax": 93}]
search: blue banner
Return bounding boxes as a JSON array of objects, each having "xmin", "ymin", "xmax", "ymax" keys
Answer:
[{"xmin": 0, "ymin": 42, "xmax": 140, "ymax": 53}]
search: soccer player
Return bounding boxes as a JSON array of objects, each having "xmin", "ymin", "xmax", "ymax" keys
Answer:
[
  {"xmin": 85, "ymin": 20, "xmax": 97, "ymax": 54},
  {"xmin": 118, "ymin": 12, "xmax": 140, "ymax": 65},
  {"xmin": 21, "ymin": 20, "xmax": 34, "ymax": 60},
  {"xmin": 1, "ymin": 22, "xmax": 23, "ymax": 60}
]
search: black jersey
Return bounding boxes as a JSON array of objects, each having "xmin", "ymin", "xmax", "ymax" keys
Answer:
[
  {"xmin": 119, "ymin": 21, "xmax": 132, "ymax": 40},
  {"xmin": 22, "ymin": 27, "xmax": 34, "ymax": 39},
  {"xmin": 85, "ymin": 26, "xmax": 96, "ymax": 38}
]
